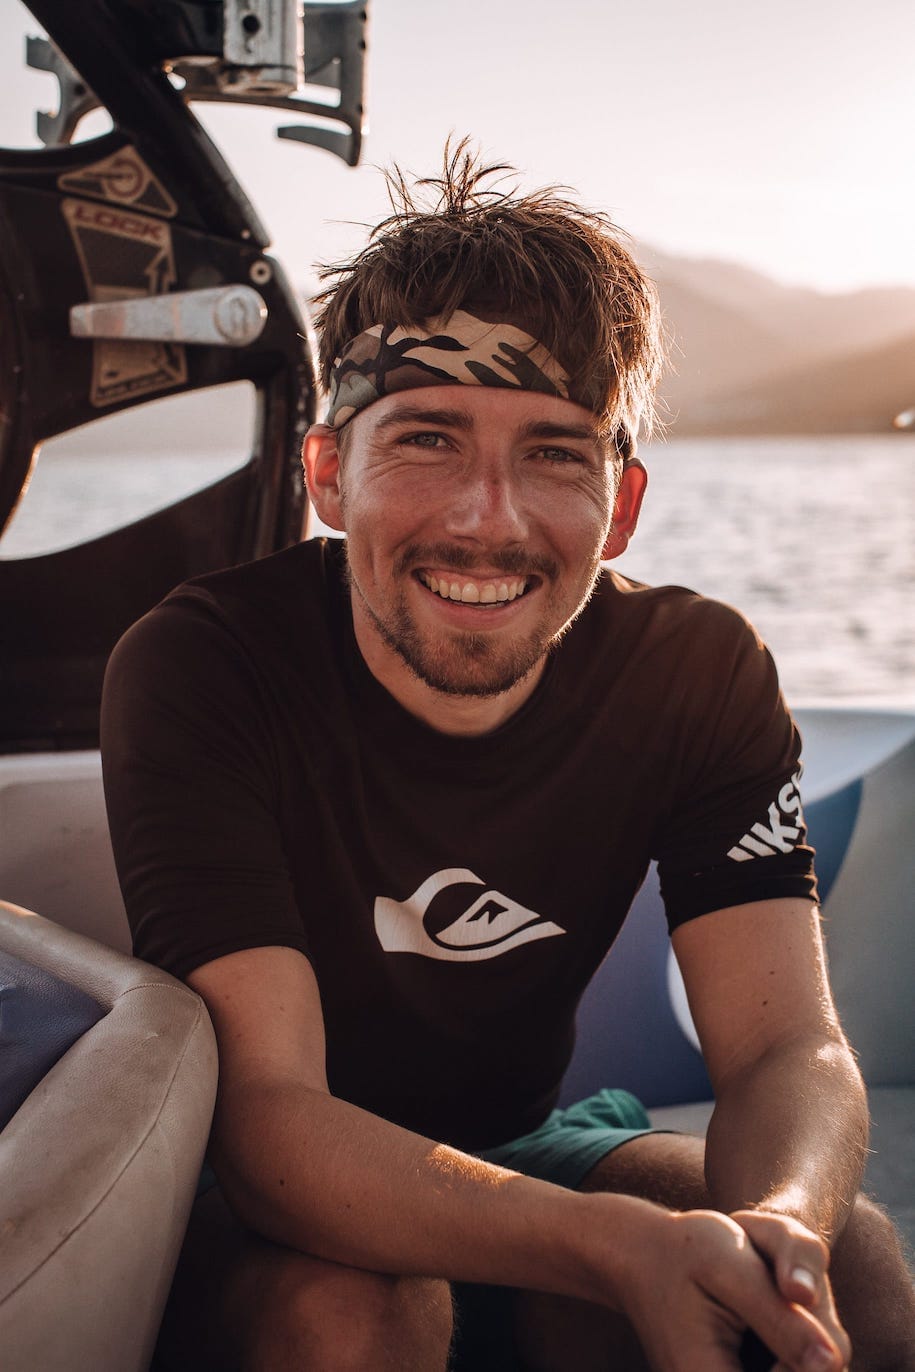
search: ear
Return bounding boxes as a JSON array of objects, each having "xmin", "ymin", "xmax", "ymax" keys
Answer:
[
  {"xmin": 601, "ymin": 461, "xmax": 647, "ymax": 561},
  {"xmin": 302, "ymin": 424, "xmax": 347, "ymax": 532}
]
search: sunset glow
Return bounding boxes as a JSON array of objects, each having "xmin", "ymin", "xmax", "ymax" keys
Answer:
[{"xmin": 2, "ymin": 0, "xmax": 913, "ymax": 294}]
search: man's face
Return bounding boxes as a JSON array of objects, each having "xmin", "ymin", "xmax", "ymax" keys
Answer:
[{"xmin": 306, "ymin": 385, "xmax": 644, "ymax": 711}]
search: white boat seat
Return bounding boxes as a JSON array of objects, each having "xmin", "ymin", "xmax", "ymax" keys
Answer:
[{"xmin": 0, "ymin": 901, "xmax": 217, "ymax": 1372}]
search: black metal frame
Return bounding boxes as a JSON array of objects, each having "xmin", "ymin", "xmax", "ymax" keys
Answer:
[{"xmin": 0, "ymin": 1, "xmax": 366, "ymax": 751}]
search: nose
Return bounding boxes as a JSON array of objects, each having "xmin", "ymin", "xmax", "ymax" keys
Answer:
[{"xmin": 443, "ymin": 470, "xmax": 529, "ymax": 547}]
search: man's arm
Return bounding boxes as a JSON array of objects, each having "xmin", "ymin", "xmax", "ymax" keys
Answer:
[
  {"xmin": 673, "ymin": 896, "xmax": 868, "ymax": 1239},
  {"xmin": 673, "ymin": 895, "xmax": 867, "ymax": 1354},
  {"xmin": 188, "ymin": 942, "xmax": 850, "ymax": 1371}
]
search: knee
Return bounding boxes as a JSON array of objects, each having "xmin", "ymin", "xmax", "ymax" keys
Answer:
[
  {"xmin": 831, "ymin": 1194, "xmax": 915, "ymax": 1372},
  {"xmin": 345, "ymin": 1269, "xmax": 454, "ymax": 1369},
  {"xmin": 839, "ymin": 1192, "xmax": 907, "ymax": 1259},
  {"xmin": 271, "ymin": 1261, "xmax": 453, "ymax": 1371}
]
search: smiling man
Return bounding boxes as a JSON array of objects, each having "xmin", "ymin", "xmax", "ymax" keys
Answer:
[
  {"xmin": 312, "ymin": 380, "xmax": 641, "ymax": 726},
  {"xmin": 101, "ymin": 148, "xmax": 915, "ymax": 1372}
]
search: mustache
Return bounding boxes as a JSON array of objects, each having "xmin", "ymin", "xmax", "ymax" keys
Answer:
[{"xmin": 396, "ymin": 543, "xmax": 559, "ymax": 580}]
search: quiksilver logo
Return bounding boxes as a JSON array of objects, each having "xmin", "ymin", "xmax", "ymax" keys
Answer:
[
  {"xmin": 727, "ymin": 772, "xmax": 804, "ymax": 862},
  {"xmin": 374, "ymin": 868, "xmax": 566, "ymax": 962}
]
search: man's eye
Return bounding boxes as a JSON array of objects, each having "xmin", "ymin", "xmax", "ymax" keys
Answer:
[
  {"xmin": 401, "ymin": 431, "xmax": 447, "ymax": 448},
  {"xmin": 536, "ymin": 446, "xmax": 585, "ymax": 465}
]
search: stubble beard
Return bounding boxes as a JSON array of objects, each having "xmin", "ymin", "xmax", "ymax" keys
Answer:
[
  {"xmin": 364, "ymin": 597, "xmax": 551, "ymax": 697},
  {"xmin": 347, "ymin": 546, "xmax": 604, "ymax": 699}
]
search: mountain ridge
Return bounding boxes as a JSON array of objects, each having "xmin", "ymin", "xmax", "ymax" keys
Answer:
[{"xmin": 643, "ymin": 247, "xmax": 915, "ymax": 434}]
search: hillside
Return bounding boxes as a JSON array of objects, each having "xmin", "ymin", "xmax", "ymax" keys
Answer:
[
  {"xmin": 645, "ymin": 247, "xmax": 915, "ymax": 433},
  {"xmin": 647, "ymin": 275, "xmax": 788, "ymax": 421},
  {"xmin": 673, "ymin": 330, "xmax": 915, "ymax": 436}
]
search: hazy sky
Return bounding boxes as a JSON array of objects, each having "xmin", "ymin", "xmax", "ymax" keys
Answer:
[{"xmin": 3, "ymin": 0, "xmax": 914, "ymax": 294}]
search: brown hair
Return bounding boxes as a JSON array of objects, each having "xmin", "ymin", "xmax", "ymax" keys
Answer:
[{"xmin": 314, "ymin": 140, "xmax": 666, "ymax": 445}]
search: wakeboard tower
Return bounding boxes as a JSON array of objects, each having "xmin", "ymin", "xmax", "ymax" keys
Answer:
[{"xmin": 0, "ymin": 0, "xmax": 367, "ymax": 751}]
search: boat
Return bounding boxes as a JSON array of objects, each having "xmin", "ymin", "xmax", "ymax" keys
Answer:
[{"xmin": 1, "ymin": 5, "xmax": 912, "ymax": 1368}]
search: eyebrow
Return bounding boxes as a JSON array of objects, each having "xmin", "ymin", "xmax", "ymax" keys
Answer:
[
  {"xmin": 516, "ymin": 419, "xmax": 603, "ymax": 444},
  {"xmin": 372, "ymin": 405, "xmax": 475, "ymax": 433},
  {"xmin": 372, "ymin": 404, "xmax": 602, "ymax": 445}
]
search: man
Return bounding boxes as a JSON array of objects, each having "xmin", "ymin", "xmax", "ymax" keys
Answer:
[{"xmin": 101, "ymin": 147, "xmax": 914, "ymax": 1371}]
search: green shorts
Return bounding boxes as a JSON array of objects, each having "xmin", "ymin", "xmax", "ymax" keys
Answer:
[
  {"xmin": 452, "ymin": 1088, "xmax": 658, "ymax": 1370},
  {"xmin": 475, "ymin": 1087, "xmax": 654, "ymax": 1189}
]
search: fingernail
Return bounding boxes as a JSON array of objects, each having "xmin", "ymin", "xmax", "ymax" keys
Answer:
[
  {"xmin": 791, "ymin": 1265, "xmax": 818, "ymax": 1296},
  {"xmin": 804, "ymin": 1346, "xmax": 834, "ymax": 1372}
]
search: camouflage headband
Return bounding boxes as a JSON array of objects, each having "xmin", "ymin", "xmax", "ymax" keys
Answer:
[
  {"xmin": 325, "ymin": 310, "xmax": 637, "ymax": 461},
  {"xmin": 326, "ymin": 309, "xmax": 572, "ymax": 421}
]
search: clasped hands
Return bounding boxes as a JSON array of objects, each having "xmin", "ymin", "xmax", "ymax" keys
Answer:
[{"xmin": 615, "ymin": 1203, "xmax": 851, "ymax": 1372}]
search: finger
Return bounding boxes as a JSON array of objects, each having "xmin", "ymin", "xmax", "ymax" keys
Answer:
[
  {"xmin": 733, "ymin": 1213, "xmax": 849, "ymax": 1365},
  {"xmin": 745, "ymin": 1301, "xmax": 842, "ymax": 1372},
  {"xmin": 693, "ymin": 1300, "xmax": 839, "ymax": 1372},
  {"xmin": 733, "ymin": 1213, "xmax": 832, "ymax": 1313},
  {"xmin": 778, "ymin": 1284, "xmax": 850, "ymax": 1371},
  {"xmin": 701, "ymin": 1241, "xmax": 844, "ymax": 1371},
  {"xmin": 781, "ymin": 1263, "xmax": 820, "ymax": 1308},
  {"xmin": 773, "ymin": 1245, "xmax": 831, "ymax": 1315}
]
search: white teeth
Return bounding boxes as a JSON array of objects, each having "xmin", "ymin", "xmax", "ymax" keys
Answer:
[{"xmin": 419, "ymin": 572, "xmax": 528, "ymax": 604}]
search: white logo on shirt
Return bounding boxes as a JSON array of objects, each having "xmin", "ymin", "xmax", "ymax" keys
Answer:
[
  {"xmin": 726, "ymin": 772, "xmax": 805, "ymax": 862},
  {"xmin": 374, "ymin": 868, "xmax": 566, "ymax": 961}
]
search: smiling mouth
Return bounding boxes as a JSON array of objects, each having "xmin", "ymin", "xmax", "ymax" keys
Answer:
[{"xmin": 417, "ymin": 570, "xmax": 532, "ymax": 606}]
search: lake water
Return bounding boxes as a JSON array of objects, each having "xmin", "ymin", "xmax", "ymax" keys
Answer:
[
  {"xmin": 615, "ymin": 435, "xmax": 915, "ymax": 705},
  {"xmin": 3, "ymin": 433, "xmax": 913, "ymax": 706}
]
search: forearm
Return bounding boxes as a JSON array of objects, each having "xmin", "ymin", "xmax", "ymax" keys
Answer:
[
  {"xmin": 211, "ymin": 1077, "xmax": 853, "ymax": 1370},
  {"xmin": 705, "ymin": 1032, "xmax": 869, "ymax": 1241},
  {"xmin": 211, "ymin": 1077, "xmax": 651, "ymax": 1304}
]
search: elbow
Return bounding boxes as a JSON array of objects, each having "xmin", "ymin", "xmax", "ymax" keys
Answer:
[
  {"xmin": 715, "ymin": 1024, "xmax": 866, "ymax": 1099},
  {"xmin": 205, "ymin": 1079, "xmax": 332, "ymax": 1253},
  {"xmin": 711, "ymin": 1027, "xmax": 870, "ymax": 1143}
]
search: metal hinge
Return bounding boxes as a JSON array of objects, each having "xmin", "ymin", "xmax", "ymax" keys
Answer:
[{"xmin": 70, "ymin": 285, "xmax": 268, "ymax": 347}]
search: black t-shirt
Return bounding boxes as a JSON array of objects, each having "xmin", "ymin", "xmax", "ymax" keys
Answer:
[{"xmin": 101, "ymin": 538, "xmax": 816, "ymax": 1151}]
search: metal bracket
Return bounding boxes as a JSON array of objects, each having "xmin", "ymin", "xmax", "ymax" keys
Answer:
[
  {"xmin": 26, "ymin": 1, "xmax": 368, "ymax": 166},
  {"xmin": 26, "ymin": 34, "xmax": 100, "ymax": 147},
  {"xmin": 69, "ymin": 285, "xmax": 268, "ymax": 346},
  {"xmin": 221, "ymin": 0, "xmax": 301, "ymax": 94},
  {"xmin": 173, "ymin": 1, "xmax": 368, "ymax": 164},
  {"xmin": 275, "ymin": 1, "xmax": 368, "ymax": 166}
]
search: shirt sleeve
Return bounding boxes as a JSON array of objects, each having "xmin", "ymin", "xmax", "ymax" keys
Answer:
[
  {"xmin": 654, "ymin": 600, "xmax": 818, "ymax": 930},
  {"xmin": 100, "ymin": 594, "xmax": 310, "ymax": 980}
]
